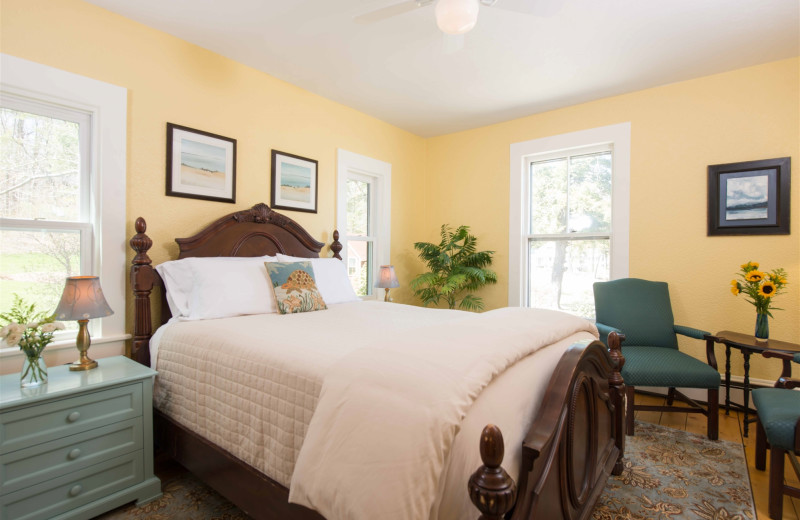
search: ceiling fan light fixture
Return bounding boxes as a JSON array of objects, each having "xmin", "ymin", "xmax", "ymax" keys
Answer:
[{"xmin": 435, "ymin": 0, "xmax": 479, "ymax": 35}]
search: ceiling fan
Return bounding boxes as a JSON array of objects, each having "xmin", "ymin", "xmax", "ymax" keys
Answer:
[{"xmin": 355, "ymin": 0, "xmax": 557, "ymax": 35}]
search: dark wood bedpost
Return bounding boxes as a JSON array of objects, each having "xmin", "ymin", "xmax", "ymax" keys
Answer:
[
  {"xmin": 330, "ymin": 230, "xmax": 343, "ymax": 260},
  {"xmin": 130, "ymin": 217, "xmax": 155, "ymax": 366},
  {"xmin": 468, "ymin": 424, "xmax": 517, "ymax": 520},
  {"xmin": 606, "ymin": 331, "xmax": 626, "ymax": 475}
]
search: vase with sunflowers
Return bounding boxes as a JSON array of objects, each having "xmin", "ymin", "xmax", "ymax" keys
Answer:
[{"xmin": 731, "ymin": 261, "xmax": 788, "ymax": 342}]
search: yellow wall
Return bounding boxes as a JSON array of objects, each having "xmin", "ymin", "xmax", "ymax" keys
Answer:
[
  {"xmin": 0, "ymin": 0, "xmax": 428, "ymax": 341},
  {"xmin": 2, "ymin": 0, "xmax": 798, "ymax": 380},
  {"xmin": 424, "ymin": 58, "xmax": 800, "ymax": 379}
]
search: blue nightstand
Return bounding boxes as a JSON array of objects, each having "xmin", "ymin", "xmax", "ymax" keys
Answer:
[{"xmin": 0, "ymin": 356, "xmax": 161, "ymax": 519}]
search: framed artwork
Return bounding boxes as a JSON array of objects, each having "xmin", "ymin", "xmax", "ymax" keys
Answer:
[
  {"xmin": 707, "ymin": 157, "xmax": 791, "ymax": 236},
  {"xmin": 166, "ymin": 123, "xmax": 237, "ymax": 203},
  {"xmin": 271, "ymin": 150, "xmax": 318, "ymax": 213}
]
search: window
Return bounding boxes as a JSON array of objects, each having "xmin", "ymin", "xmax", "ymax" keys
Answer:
[
  {"xmin": 509, "ymin": 123, "xmax": 630, "ymax": 319},
  {"xmin": 0, "ymin": 54, "xmax": 128, "ymax": 359},
  {"xmin": 1, "ymin": 98, "xmax": 92, "ymax": 330},
  {"xmin": 337, "ymin": 149, "xmax": 391, "ymax": 299}
]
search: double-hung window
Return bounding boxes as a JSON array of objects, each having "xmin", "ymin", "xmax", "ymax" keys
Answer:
[
  {"xmin": 0, "ymin": 54, "xmax": 128, "ymax": 363},
  {"xmin": 526, "ymin": 146, "xmax": 612, "ymax": 318},
  {"xmin": 509, "ymin": 123, "xmax": 630, "ymax": 319},
  {"xmin": 0, "ymin": 97, "xmax": 92, "ymax": 327},
  {"xmin": 337, "ymin": 149, "xmax": 391, "ymax": 299}
]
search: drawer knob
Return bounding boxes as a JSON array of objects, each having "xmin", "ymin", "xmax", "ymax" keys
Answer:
[
  {"xmin": 67, "ymin": 411, "xmax": 81, "ymax": 423},
  {"xmin": 69, "ymin": 484, "xmax": 83, "ymax": 497},
  {"xmin": 68, "ymin": 448, "xmax": 81, "ymax": 460}
]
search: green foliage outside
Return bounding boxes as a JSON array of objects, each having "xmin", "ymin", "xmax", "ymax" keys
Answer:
[{"xmin": 410, "ymin": 225, "xmax": 497, "ymax": 311}]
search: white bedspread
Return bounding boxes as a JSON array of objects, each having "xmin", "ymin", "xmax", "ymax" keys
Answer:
[
  {"xmin": 151, "ymin": 301, "xmax": 597, "ymax": 519},
  {"xmin": 288, "ymin": 306, "xmax": 596, "ymax": 520}
]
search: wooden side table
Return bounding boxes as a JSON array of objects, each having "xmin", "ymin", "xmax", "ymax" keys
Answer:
[{"xmin": 708, "ymin": 331, "xmax": 800, "ymax": 437}]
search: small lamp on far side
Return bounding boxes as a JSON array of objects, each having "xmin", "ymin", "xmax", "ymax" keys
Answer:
[
  {"xmin": 375, "ymin": 265, "xmax": 400, "ymax": 302},
  {"xmin": 55, "ymin": 276, "xmax": 114, "ymax": 371}
]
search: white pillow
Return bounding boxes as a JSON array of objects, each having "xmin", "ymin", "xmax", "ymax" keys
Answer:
[
  {"xmin": 156, "ymin": 255, "xmax": 277, "ymax": 319},
  {"xmin": 276, "ymin": 254, "xmax": 360, "ymax": 304}
]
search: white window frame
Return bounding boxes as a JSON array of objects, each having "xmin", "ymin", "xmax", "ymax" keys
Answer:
[
  {"xmin": 0, "ymin": 53, "xmax": 128, "ymax": 365},
  {"xmin": 336, "ymin": 149, "xmax": 391, "ymax": 300},
  {"xmin": 508, "ymin": 122, "xmax": 630, "ymax": 308}
]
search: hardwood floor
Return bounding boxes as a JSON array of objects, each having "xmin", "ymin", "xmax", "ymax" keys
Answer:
[{"xmin": 634, "ymin": 393, "xmax": 800, "ymax": 520}]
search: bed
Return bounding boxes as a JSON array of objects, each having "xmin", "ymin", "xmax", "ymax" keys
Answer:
[{"xmin": 129, "ymin": 202, "xmax": 626, "ymax": 520}]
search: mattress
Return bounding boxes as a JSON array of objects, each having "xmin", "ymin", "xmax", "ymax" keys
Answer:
[{"xmin": 151, "ymin": 301, "xmax": 596, "ymax": 518}]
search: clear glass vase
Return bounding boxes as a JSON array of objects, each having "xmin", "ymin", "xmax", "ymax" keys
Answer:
[
  {"xmin": 20, "ymin": 354, "xmax": 48, "ymax": 388},
  {"xmin": 754, "ymin": 313, "xmax": 769, "ymax": 342}
]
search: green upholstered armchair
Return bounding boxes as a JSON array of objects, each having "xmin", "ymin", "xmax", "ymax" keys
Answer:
[
  {"xmin": 753, "ymin": 351, "xmax": 800, "ymax": 520},
  {"xmin": 593, "ymin": 278, "xmax": 720, "ymax": 439}
]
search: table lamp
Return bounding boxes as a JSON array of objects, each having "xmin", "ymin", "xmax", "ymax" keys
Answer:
[
  {"xmin": 54, "ymin": 276, "xmax": 114, "ymax": 371},
  {"xmin": 375, "ymin": 265, "xmax": 399, "ymax": 302}
]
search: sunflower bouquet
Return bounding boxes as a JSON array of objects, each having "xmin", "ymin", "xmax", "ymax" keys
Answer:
[{"xmin": 731, "ymin": 262, "xmax": 788, "ymax": 339}]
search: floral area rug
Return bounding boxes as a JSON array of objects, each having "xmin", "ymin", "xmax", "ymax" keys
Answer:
[
  {"xmin": 94, "ymin": 473, "xmax": 248, "ymax": 520},
  {"xmin": 97, "ymin": 421, "xmax": 754, "ymax": 520},
  {"xmin": 592, "ymin": 421, "xmax": 755, "ymax": 520}
]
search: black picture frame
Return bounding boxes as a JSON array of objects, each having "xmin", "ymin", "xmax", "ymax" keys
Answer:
[
  {"xmin": 707, "ymin": 157, "xmax": 790, "ymax": 236},
  {"xmin": 166, "ymin": 123, "xmax": 237, "ymax": 204},
  {"xmin": 270, "ymin": 150, "xmax": 319, "ymax": 214}
]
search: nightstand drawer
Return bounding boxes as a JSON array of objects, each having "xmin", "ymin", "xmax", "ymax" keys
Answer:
[
  {"xmin": 0, "ymin": 383, "xmax": 142, "ymax": 454},
  {"xmin": 1, "ymin": 451, "xmax": 144, "ymax": 520},
  {"xmin": 1, "ymin": 418, "xmax": 143, "ymax": 494}
]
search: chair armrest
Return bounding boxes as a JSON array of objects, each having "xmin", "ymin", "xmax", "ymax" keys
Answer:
[
  {"xmin": 777, "ymin": 377, "xmax": 800, "ymax": 390},
  {"xmin": 762, "ymin": 350, "xmax": 799, "ymax": 363},
  {"xmin": 595, "ymin": 322, "xmax": 622, "ymax": 346},
  {"xmin": 674, "ymin": 324, "xmax": 710, "ymax": 340},
  {"xmin": 763, "ymin": 350, "xmax": 799, "ymax": 379}
]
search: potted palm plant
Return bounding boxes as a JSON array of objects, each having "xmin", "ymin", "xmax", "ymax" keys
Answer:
[{"xmin": 410, "ymin": 225, "xmax": 497, "ymax": 311}]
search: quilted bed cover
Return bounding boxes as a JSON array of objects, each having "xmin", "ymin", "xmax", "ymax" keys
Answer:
[{"xmin": 151, "ymin": 301, "xmax": 597, "ymax": 519}]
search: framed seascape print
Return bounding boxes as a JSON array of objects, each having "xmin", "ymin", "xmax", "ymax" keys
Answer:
[
  {"xmin": 708, "ymin": 157, "xmax": 791, "ymax": 236},
  {"xmin": 271, "ymin": 150, "xmax": 318, "ymax": 213},
  {"xmin": 166, "ymin": 123, "xmax": 237, "ymax": 203}
]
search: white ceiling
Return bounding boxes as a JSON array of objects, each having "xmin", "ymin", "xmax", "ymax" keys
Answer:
[{"xmin": 85, "ymin": 0, "xmax": 799, "ymax": 137}]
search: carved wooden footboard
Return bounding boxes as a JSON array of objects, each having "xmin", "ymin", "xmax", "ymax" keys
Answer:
[
  {"xmin": 129, "ymin": 203, "xmax": 625, "ymax": 520},
  {"xmin": 469, "ymin": 333, "xmax": 625, "ymax": 520}
]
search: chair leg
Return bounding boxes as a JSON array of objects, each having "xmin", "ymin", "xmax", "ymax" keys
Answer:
[
  {"xmin": 707, "ymin": 388, "xmax": 718, "ymax": 440},
  {"xmin": 768, "ymin": 445, "xmax": 785, "ymax": 519},
  {"xmin": 755, "ymin": 420, "xmax": 767, "ymax": 471},
  {"xmin": 666, "ymin": 387, "xmax": 676, "ymax": 406},
  {"xmin": 626, "ymin": 385, "xmax": 636, "ymax": 436}
]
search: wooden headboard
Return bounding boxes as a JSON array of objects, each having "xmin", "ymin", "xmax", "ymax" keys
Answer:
[{"xmin": 129, "ymin": 202, "xmax": 342, "ymax": 366}]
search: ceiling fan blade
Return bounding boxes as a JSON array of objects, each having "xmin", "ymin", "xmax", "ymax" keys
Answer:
[
  {"xmin": 354, "ymin": 1, "xmax": 433, "ymax": 25},
  {"xmin": 491, "ymin": 0, "xmax": 565, "ymax": 17}
]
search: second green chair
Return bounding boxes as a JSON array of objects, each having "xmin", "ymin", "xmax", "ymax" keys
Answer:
[{"xmin": 593, "ymin": 278, "xmax": 720, "ymax": 440}]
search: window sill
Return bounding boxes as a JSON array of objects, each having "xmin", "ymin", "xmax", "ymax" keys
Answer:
[{"xmin": 0, "ymin": 334, "xmax": 132, "ymax": 358}]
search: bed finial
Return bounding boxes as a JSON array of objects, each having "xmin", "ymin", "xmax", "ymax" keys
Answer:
[
  {"xmin": 130, "ymin": 217, "xmax": 154, "ymax": 366},
  {"xmin": 331, "ymin": 230, "xmax": 343, "ymax": 260},
  {"xmin": 468, "ymin": 424, "xmax": 517, "ymax": 520},
  {"xmin": 607, "ymin": 331, "xmax": 626, "ymax": 475}
]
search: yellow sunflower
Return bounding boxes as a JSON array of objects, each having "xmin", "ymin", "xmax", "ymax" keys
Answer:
[
  {"xmin": 746, "ymin": 270, "xmax": 764, "ymax": 282},
  {"xmin": 741, "ymin": 261, "xmax": 759, "ymax": 270},
  {"xmin": 730, "ymin": 285, "xmax": 739, "ymax": 296},
  {"xmin": 759, "ymin": 281, "xmax": 776, "ymax": 298}
]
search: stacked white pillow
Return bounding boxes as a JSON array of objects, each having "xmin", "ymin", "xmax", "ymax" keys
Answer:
[
  {"xmin": 276, "ymin": 254, "xmax": 361, "ymax": 305},
  {"xmin": 155, "ymin": 256, "xmax": 278, "ymax": 320},
  {"xmin": 154, "ymin": 253, "xmax": 360, "ymax": 320}
]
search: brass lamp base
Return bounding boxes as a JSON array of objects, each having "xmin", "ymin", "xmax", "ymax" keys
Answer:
[
  {"xmin": 69, "ymin": 319, "xmax": 98, "ymax": 371},
  {"xmin": 384, "ymin": 288, "xmax": 390, "ymax": 302},
  {"xmin": 69, "ymin": 358, "xmax": 98, "ymax": 371}
]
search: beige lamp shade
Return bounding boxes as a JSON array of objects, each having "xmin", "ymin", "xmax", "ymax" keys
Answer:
[
  {"xmin": 55, "ymin": 276, "xmax": 115, "ymax": 320},
  {"xmin": 375, "ymin": 265, "xmax": 400, "ymax": 289}
]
